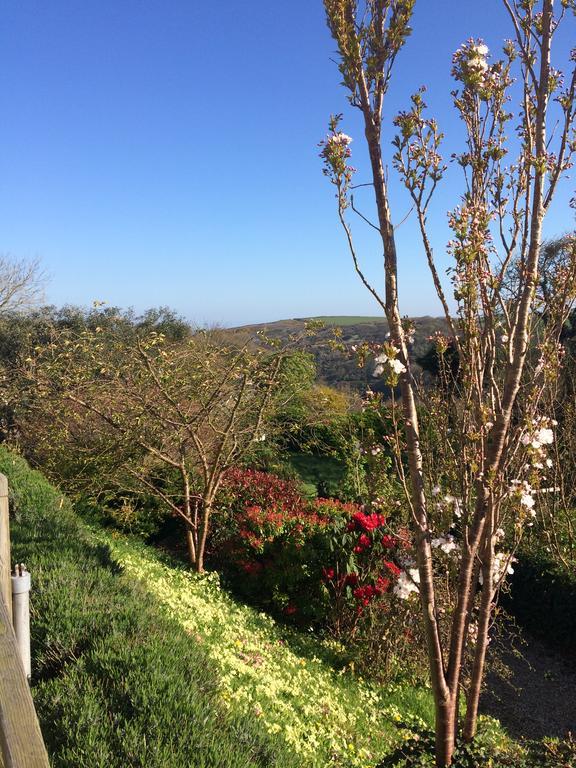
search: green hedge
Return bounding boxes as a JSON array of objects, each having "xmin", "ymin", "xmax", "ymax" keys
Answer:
[
  {"xmin": 0, "ymin": 448, "xmax": 301, "ymax": 768},
  {"xmin": 507, "ymin": 552, "xmax": 576, "ymax": 656}
]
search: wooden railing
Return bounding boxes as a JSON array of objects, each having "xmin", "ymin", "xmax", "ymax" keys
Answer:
[{"xmin": 0, "ymin": 473, "xmax": 50, "ymax": 768}]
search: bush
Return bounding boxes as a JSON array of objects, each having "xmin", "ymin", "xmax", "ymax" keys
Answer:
[
  {"xmin": 507, "ymin": 550, "xmax": 576, "ymax": 656},
  {"xmin": 0, "ymin": 448, "xmax": 300, "ymax": 768},
  {"xmin": 375, "ymin": 715, "xmax": 576, "ymax": 767},
  {"xmin": 212, "ymin": 468, "xmax": 424, "ymax": 678}
]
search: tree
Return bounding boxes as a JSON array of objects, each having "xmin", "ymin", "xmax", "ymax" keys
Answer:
[
  {"xmin": 0, "ymin": 255, "xmax": 44, "ymax": 314},
  {"xmin": 321, "ymin": 1, "xmax": 575, "ymax": 764},
  {"xmin": 22, "ymin": 319, "xmax": 302, "ymax": 572}
]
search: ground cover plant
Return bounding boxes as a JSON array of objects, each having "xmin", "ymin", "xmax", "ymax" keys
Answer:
[
  {"xmin": 95, "ymin": 528, "xmax": 454, "ymax": 768},
  {"xmin": 0, "ymin": 447, "xmax": 302, "ymax": 768}
]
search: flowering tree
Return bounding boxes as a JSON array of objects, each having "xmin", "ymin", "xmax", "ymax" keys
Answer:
[
  {"xmin": 321, "ymin": 0, "xmax": 576, "ymax": 764},
  {"xmin": 21, "ymin": 322, "xmax": 297, "ymax": 572}
]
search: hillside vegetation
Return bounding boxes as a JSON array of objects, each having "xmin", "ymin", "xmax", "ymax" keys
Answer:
[{"xmin": 235, "ymin": 316, "xmax": 448, "ymax": 390}]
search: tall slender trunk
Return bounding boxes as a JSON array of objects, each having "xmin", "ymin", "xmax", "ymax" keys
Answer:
[
  {"xmin": 436, "ymin": 700, "xmax": 457, "ymax": 768},
  {"xmin": 196, "ymin": 500, "xmax": 212, "ymax": 573},
  {"xmin": 185, "ymin": 522, "xmax": 197, "ymax": 567}
]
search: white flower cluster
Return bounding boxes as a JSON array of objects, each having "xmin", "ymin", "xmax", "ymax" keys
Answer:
[
  {"xmin": 478, "ymin": 551, "xmax": 516, "ymax": 586},
  {"xmin": 327, "ymin": 132, "xmax": 353, "ymax": 147},
  {"xmin": 431, "ymin": 534, "xmax": 459, "ymax": 555},
  {"xmin": 468, "ymin": 42, "xmax": 489, "ymax": 73},
  {"xmin": 492, "ymin": 551, "xmax": 516, "ymax": 584},
  {"xmin": 373, "ymin": 348, "xmax": 406, "ymax": 378},
  {"xmin": 452, "ymin": 40, "xmax": 497, "ymax": 93},
  {"xmin": 509, "ymin": 479, "xmax": 536, "ymax": 519},
  {"xmin": 431, "ymin": 489, "xmax": 463, "ymax": 519},
  {"xmin": 520, "ymin": 419, "xmax": 555, "ymax": 451},
  {"xmin": 394, "ymin": 567, "xmax": 420, "ymax": 600}
]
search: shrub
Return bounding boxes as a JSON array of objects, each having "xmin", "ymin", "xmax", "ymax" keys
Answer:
[
  {"xmin": 213, "ymin": 468, "xmax": 424, "ymax": 678},
  {"xmin": 0, "ymin": 448, "xmax": 301, "ymax": 768},
  {"xmin": 507, "ymin": 550, "xmax": 576, "ymax": 656}
]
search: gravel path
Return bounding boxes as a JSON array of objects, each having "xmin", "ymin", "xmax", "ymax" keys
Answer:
[{"xmin": 480, "ymin": 624, "xmax": 576, "ymax": 740}]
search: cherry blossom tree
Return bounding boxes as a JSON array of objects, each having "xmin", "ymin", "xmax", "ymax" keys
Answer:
[{"xmin": 321, "ymin": 0, "xmax": 576, "ymax": 764}]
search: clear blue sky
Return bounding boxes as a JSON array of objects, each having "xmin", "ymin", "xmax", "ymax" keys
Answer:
[{"xmin": 0, "ymin": 1, "xmax": 573, "ymax": 326}]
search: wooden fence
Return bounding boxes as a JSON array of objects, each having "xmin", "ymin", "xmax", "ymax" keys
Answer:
[{"xmin": 0, "ymin": 473, "xmax": 50, "ymax": 768}]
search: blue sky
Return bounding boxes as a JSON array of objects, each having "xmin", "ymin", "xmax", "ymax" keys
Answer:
[{"xmin": 0, "ymin": 1, "xmax": 574, "ymax": 326}]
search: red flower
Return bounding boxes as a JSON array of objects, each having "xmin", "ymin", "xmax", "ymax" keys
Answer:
[
  {"xmin": 374, "ymin": 576, "xmax": 391, "ymax": 595},
  {"xmin": 358, "ymin": 533, "xmax": 371, "ymax": 549},
  {"xmin": 383, "ymin": 560, "xmax": 401, "ymax": 577},
  {"xmin": 284, "ymin": 603, "xmax": 297, "ymax": 615},
  {"xmin": 350, "ymin": 511, "xmax": 386, "ymax": 532},
  {"xmin": 322, "ymin": 567, "xmax": 335, "ymax": 581},
  {"xmin": 381, "ymin": 534, "xmax": 396, "ymax": 549},
  {"xmin": 344, "ymin": 572, "xmax": 359, "ymax": 586}
]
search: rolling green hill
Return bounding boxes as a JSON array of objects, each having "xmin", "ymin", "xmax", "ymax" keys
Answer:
[{"xmin": 234, "ymin": 316, "xmax": 448, "ymax": 391}]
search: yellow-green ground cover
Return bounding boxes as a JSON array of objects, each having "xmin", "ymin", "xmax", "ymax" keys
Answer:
[{"xmin": 95, "ymin": 530, "xmax": 437, "ymax": 768}]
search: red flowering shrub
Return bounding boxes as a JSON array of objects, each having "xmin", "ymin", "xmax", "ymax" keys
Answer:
[
  {"xmin": 209, "ymin": 468, "xmax": 424, "ymax": 674},
  {"xmin": 208, "ymin": 468, "xmax": 425, "ymax": 677}
]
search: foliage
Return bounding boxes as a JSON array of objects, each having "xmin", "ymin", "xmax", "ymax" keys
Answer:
[
  {"xmin": 211, "ymin": 467, "xmax": 424, "ymax": 678},
  {"xmin": 0, "ymin": 447, "xmax": 299, "ymax": 768},
  {"xmin": 16, "ymin": 315, "xmax": 300, "ymax": 570},
  {"xmin": 507, "ymin": 549, "xmax": 576, "ymax": 655},
  {"xmin": 376, "ymin": 715, "xmax": 576, "ymax": 767}
]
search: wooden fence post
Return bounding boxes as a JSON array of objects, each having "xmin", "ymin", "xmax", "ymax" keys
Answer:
[
  {"xmin": 0, "ymin": 591, "xmax": 50, "ymax": 767},
  {"xmin": 0, "ymin": 472, "xmax": 50, "ymax": 767},
  {"xmin": 0, "ymin": 474, "xmax": 11, "ymax": 624}
]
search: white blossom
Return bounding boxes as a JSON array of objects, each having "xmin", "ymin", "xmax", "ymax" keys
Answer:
[
  {"xmin": 535, "ymin": 427, "xmax": 554, "ymax": 446},
  {"xmin": 327, "ymin": 132, "xmax": 353, "ymax": 146},
  {"xmin": 394, "ymin": 569, "xmax": 420, "ymax": 600},
  {"xmin": 520, "ymin": 492, "xmax": 535, "ymax": 510},
  {"xmin": 431, "ymin": 534, "xmax": 459, "ymax": 554},
  {"xmin": 373, "ymin": 349, "xmax": 406, "ymax": 377}
]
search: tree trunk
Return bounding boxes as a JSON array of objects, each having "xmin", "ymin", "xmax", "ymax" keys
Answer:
[
  {"xmin": 184, "ymin": 522, "xmax": 197, "ymax": 568},
  {"xmin": 435, "ymin": 698, "xmax": 457, "ymax": 767},
  {"xmin": 463, "ymin": 560, "xmax": 494, "ymax": 741},
  {"xmin": 196, "ymin": 502, "xmax": 212, "ymax": 574}
]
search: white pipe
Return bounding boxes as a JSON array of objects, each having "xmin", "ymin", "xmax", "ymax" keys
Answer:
[{"xmin": 11, "ymin": 565, "xmax": 31, "ymax": 680}]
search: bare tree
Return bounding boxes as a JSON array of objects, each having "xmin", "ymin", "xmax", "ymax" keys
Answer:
[
  {"xmin": 321, "ymin": 1, "xmax": 575, "ymax": 764},
  {"xmin": 0, "ymin": 255, "xmax": 44, "ymax": 313}
]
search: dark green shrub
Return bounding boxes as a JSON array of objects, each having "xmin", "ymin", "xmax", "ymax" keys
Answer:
[
  {"xmin": 507, "ymin": 551, "xmax": 576, "ymax": 655},
  {"xmin": 0, "ymin": 448, "xmax": 301, "ymax": 768}
]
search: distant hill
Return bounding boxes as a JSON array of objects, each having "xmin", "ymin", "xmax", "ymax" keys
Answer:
[{"xmin": 234, "ymin": 315, "xmax": 448, "ymax": 391}]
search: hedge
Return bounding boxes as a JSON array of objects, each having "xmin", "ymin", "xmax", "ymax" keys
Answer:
[
  {"xmin": 507, "ymin": 552, "xmax": 576, "ymax": 656},
  {"xmin": 0, "ymin": 448, "xmax": 300, "ymax": 768}
]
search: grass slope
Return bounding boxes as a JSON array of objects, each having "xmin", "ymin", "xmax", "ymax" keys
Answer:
[
  {"xmin": 95, "ymin": 530, "xmax": 436, "ymax": 768},
  {"xmin": 0, "ymin": 448, "xmax": 301, "ymax": 768}
]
